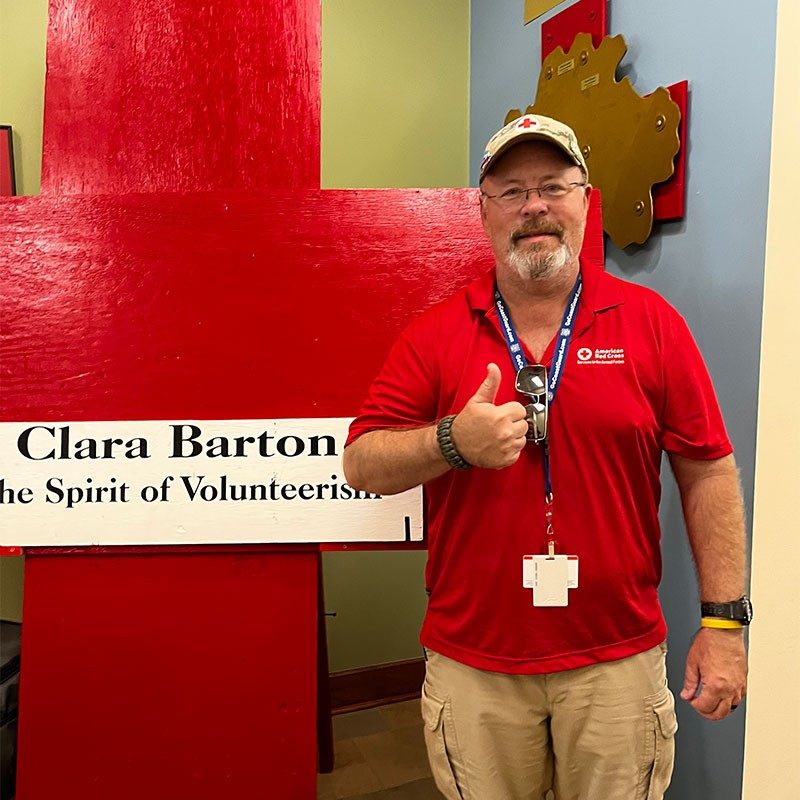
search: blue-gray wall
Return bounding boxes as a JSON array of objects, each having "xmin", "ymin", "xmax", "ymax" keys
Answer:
[{"xmin": 470, "ymin": 2, "xmax": 777, "ymax": 799}]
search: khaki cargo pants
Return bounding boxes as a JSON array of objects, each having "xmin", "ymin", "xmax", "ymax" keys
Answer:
[{"xmin": 421, "ymin": 644, "xmax": 677, "ymax": 800}]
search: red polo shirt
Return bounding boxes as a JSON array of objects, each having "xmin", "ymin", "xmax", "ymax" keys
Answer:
[{"xmin": 347, "ymin": 262, "xmax": 732, "ymax": 674}]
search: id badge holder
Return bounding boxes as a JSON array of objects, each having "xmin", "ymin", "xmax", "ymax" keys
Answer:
[
  {"xmin": 523, "ymin": 555, "xmax": 579, "ymax": 603},
  {"xmin": 523, "ymin": 555, "xmax": 568, "ymax": 606}
]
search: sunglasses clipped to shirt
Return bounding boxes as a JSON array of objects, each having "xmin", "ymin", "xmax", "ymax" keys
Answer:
[{"xmin": 515, "ymin": 364, "xmax": 548, "ymax": 444}]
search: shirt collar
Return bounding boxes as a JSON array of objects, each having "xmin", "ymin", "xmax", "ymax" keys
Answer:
[{"xmin": 466, "ymin": 258, "xmax": 626, "ymax": 315}]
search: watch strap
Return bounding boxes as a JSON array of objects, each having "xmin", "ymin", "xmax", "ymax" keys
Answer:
[
  {"xmin": 700, "ymin": 596, "xmax": 753, "ymax": 624},
  {"xmin": 436, "ymin": 414, "xmax": 471, "ymax": 471}
]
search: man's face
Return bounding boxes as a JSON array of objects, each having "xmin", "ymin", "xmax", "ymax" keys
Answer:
[{"xmin": 480, "ymin": 140, "xmax": 590, "ymax": 282}]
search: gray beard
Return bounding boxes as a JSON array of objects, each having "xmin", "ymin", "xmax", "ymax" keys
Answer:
[{"xmin": 507, "ymin": 239, "xmax": 571, "ymax": 281}]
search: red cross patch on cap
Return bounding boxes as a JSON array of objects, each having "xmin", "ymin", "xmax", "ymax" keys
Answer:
[{"xmin": 479, "ymin": 114, "xmax": 588, "ymax": 182}]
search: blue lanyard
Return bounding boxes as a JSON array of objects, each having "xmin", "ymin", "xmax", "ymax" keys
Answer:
[{"xmin": 494, "ymin": 275, "xmax": 582, "ymax": 500}]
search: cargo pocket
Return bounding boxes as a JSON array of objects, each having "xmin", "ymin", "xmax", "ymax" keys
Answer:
[
  {"xmin": 640, "ymin": 689, "xmax": 678, "ymax": 800},
  {"xmin": 420, "ymin": 683, "xmax": 465, "ymax": 800}
]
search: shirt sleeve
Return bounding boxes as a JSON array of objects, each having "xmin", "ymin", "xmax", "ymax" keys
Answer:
[
  {"xmin": 346, "ymin": 313, "xmax": 440, "ymax": 447},
  {"xmin": 658, "ymin": 310, "xmax": 733, "ymax": 460}
]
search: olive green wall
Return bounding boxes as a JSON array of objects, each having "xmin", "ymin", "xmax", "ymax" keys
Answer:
[
  {"xmin": 0, "ymin": 558, "xmax": 24, "ymax": 621},
  {"xmin": 0, "ymin": 0, "xmax": 48, "ymax": 620},
  {"xmin": 0, "ymin": 0, "xmax": 48, "ymax": 196},
  {"xmin": 0, "ymin": 2, "xmax": 471, "ymax": 658},
  {"xmin": 321, "ymin": 0, "xmax": 470, "ymax": 671},
  {"xmin": 322, "ymin": 0, "xmax": 469, "ymax": 190}
]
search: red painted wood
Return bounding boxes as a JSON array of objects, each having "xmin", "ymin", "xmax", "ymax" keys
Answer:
[
  {"xmin": 26, "ymin": 544, "xmax": 319, "ymax": 556},
  {"xmin": 0, "ymin": 190, "xmax": 491, "ymax": 422},
  {"xmin": 0, "ymin": 189, "xmax": 606, "ymax": 423},
  {"xmin": 15, "ymin": 0, "xmax": 324, "ymax": 797},
  {"xmin": 321, "ymin": 542, "xmax": 428, "ymax": 552},
  {"xmin": 653, "ymin": 80, "xmax": 688, "ymax": 221},
  {"xmin": 41, "ymin": 0, "xmax": 320, "ymax": 195},
  {"xmin": 0, "ymin": 546, "xmax": 22, "ymax": 555},
  {"xmin": 17, "ymin": 549, "xmax": 318, "ymax": 800},
  {"xmin": 542, "ymin": 0, "xmax": 607, "ymax": 60},
  {"xmin": 583, "ymin": 188, "xmax": 605, "ymax": 271}
]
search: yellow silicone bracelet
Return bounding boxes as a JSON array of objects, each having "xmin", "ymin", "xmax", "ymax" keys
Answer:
[{"xmin": 701, "ymin": 617, "xmax": 744, "ymax": 630}]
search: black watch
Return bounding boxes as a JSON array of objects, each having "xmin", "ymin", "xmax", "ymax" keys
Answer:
[{"xmin": 700, "ymin": 595, "xmax": 753, "ymax": 625}]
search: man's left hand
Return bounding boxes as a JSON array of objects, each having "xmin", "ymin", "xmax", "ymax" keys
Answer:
[{"xmin": 680, "ymin": 628, "xmax": 748, "ymax": 721}]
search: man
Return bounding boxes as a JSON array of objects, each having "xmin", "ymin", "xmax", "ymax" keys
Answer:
[{"xmin": 343, "ymin": 115, "xmax": 749, "ymax": 800}]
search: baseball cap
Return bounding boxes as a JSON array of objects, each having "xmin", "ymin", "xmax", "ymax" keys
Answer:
[{"xmin": 479, "ymin": 114, "xmax": 588, "ymax": 182}]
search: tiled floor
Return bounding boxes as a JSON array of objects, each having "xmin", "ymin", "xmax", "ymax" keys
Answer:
[{"xmin": 317, "ymin": 700, "xmax": 442, "ymax": 800}]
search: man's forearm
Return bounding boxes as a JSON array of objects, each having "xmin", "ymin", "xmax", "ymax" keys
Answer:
[
  {"xmin": 671, "ymin": 454, "xmax": 749, "ymax": 721},
  {"xmin": 343, "ymin": 425, "xmax": 450, "ymax": 495},
  {"xmin": 670, "ymin": 454, "xmax": 747, "ymax": 601}
]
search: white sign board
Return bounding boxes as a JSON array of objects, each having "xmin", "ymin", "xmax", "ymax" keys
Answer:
[{"xmin": 0, "ymin": 419, "xmax": 423, "ymax": 546}]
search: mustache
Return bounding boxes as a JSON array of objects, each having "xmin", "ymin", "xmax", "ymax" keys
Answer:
[{"xmin": 511, "ymin": 223, "xmax": 565, "ymax": 242}]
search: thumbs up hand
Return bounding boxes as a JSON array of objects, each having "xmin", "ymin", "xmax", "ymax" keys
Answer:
[{"xmin": 450, "ymin": 364, "xmax": 529, "ymax": 469}]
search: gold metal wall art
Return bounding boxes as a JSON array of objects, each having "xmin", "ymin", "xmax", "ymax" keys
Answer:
[
  {"xmin": 506, "ymin": 33, "xmax": 681, "ymax": 248},
  {"xmin": 525, "ymin": 0, "xmax": 568, "ymax": 24}
]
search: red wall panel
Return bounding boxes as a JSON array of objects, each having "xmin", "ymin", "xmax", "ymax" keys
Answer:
[
  {"xmin": 41, "ymin": 0, "xmax": 321, "ymax": 194},
  {"xmin": 1, "ymin": 189, "xmax": 493, "ymax": 422},
  {"xmin": 17, "ymin": 548, "xmax": 318, "ymax": 800}
]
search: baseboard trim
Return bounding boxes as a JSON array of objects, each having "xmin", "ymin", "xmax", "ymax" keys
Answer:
[{"xmin": 329, "ymin": 657, "xmax": 425, "ymax": 715}]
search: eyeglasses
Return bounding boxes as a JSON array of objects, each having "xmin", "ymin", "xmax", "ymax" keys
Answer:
[
  {"xmin": 515, "ymin": 365, "xmax": 548, "ymax": 443},
  {"xmin": 481, "ymin": 182, "xmax": 586, "ymax": 210}
]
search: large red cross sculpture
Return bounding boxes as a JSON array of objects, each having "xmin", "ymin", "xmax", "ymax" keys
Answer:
[{"xmin": 0, "ymin": 1, "xmax": 603, "ymax": 797}]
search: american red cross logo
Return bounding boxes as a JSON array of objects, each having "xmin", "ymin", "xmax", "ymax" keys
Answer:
[{"xmin": 517, "ymin": 117, "xmax": 539, "ymax": 128}]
